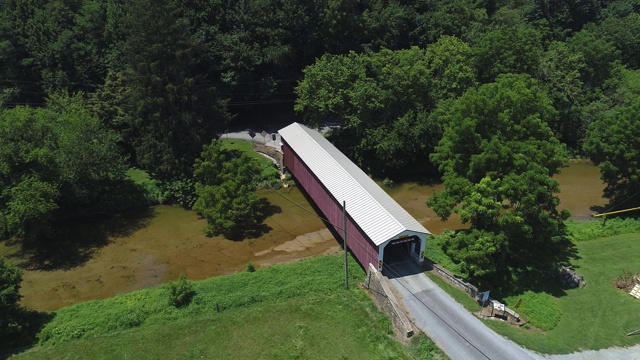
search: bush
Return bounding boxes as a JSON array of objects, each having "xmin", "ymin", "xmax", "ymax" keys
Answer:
[
  {"xmin": 0, "ymin": 258, "xmax": 26, "ymax": 350},
  {"xmin": 155, "ymin": 179, "xmax": 197, "ymax": 208},
  {"xmin": 426, "ymin": 230, "xmax": 465, "ymax": 278},
  {"xmin": 382, "ymin": 178, "xmax": 395, "ymax": 188},
  {"xmin": 253, "ymin": 163, "xmax": 281, "ymax": 190},
  {"xmin": 168, "ymin": 275, "xmax": 196, "ymax": 308},
  {"xmin": 138, "ymin": 179, "xmax": 165, "ymax": 204},
  {"xmin": 246, "ymin": 262, "xmax": 256, "ymax": 272}
]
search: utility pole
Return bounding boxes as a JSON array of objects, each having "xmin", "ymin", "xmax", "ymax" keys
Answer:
[{"xmin": 343, "ymin": 200, "xmax": 349, "ymax": 289}]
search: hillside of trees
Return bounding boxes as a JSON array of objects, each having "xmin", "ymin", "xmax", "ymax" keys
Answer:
[{"xmin": 2, "ymin": 0, "xmax": 640, "ymax": 296}]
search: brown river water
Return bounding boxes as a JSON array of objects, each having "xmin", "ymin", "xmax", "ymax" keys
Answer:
[{"xmin": 0, "ymin": 161, "xmax": 606, "ymax": 311}]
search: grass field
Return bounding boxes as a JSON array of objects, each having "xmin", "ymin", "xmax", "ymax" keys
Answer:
[
  {"xmin": 9, "ymin": 255, "xmax": 444, "ymax": 359},
  {"xmin": 430, "ymin": 230, "xmax": 640, "ymax": 354},
  {"xmin": 220, "ymin": 138, "xmax": 273, "ymax": 167}
]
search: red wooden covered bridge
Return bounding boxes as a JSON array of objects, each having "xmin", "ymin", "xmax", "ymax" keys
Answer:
[{"xmin": 279, "ymin": 122, "xmax": 431, "ymax": 273}]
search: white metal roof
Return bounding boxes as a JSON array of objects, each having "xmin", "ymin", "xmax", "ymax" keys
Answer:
[{"xmin": 279, "ymin": 122, "xmax": 430, "ymax": 246}]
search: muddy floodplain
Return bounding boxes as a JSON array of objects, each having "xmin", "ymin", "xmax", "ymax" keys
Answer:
[{"xmin": 1, "ymin": 161, "xmax": 605, "ymax": 311}]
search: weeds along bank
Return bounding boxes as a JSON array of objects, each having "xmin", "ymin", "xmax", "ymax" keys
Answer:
[
  {"xmin": 9, "ymin": 255, "xmax": 444, "ymax": 359},
  {"xmin": 34, "ymin": 255, "xmax": 363, "ymax": 346}
]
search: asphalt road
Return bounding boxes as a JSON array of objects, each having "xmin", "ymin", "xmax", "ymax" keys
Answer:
[{"xmin": 385, "ymin": 260, "xmax": 542, "ymax": 360}]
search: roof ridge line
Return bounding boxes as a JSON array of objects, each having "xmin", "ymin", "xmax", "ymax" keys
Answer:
[{"xmin": 293, "ymin": 123, "xmax": 407, "ymax": 233}]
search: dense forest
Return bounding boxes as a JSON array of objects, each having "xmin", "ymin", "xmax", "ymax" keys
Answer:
[{"xmin": 2, "ymin": 0, "xmax": 640, "ymax": 293}]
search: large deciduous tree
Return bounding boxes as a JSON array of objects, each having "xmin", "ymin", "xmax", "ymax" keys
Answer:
[
  {"xmin": 0, "ymin": 94, "xmax": 128, "ymax": 241},
  {"xmin": 193, "ymin": 140, "xmax": 261, "ymax": 240},
  {"xmin": 583, "ymin": 99, "xmax": 640, "ymax": 208},
  {"xmin": 473, "ymin": 25, "xmax": 543, "ymax": 83},
  {"xmin": 428, "ymin": 74, "xmax": 570, "ymax": 283},
  {"xmin": 295, "ymin": 40, "xmax": 476, "ymax": 176},
  {"xmin": 537, "ymin": 41, "xmax": 588, "ymax": 147}
]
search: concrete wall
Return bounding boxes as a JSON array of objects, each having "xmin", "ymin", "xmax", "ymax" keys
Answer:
[
  {"xmin": 364, "ymin": 263, "xmax": 413, "ymax": 338},
  {"xmin": 282, "ymin": 139, "xmax": 379, "ymax": 272}
]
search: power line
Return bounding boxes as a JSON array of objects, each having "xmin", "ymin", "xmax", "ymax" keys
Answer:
[
  {"xmin": 218, "ymin": 142, "xmax": 493, "ymax": 357},
  {"xmin": 600, "ymin": 188, "xmax": 640, "ymax": 214}
]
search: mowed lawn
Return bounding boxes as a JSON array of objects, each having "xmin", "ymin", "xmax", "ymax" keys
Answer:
[
  {"xmin": 10, "ymin": 255, "xmax": 444, "ymax": 360},
  {"xmin": 484, "ymin": 232, "xmax": 640, "ymax": 354},
  {"xmin": 220, "ymin": 138, "xmax": 274, "ymax": 166}
]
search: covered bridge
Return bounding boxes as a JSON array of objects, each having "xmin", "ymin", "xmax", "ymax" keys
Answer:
[{"xmin": 279, "ymin": 122, "xmax": 431, "ymax": 273}]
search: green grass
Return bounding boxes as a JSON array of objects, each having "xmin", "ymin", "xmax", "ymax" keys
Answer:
[
  {"xmin": 502, "ymin": 291, "xmax": 561, "ymax": 331},
  {"xmin": 425, "ymin": 232, "xmax": 464, "ymax": 278},
  {"xmin": 16, "ymin": 293, "xmax": 415, "ymax": 360},
  {"xmin": 430, "ymin": 231, "xmax": 640, "ymax": 354},
  {"xmin": 424, "ymin": 273, "xmax": 481, "ymax": 312},
  {"xmin": 220, "ymin": 138, "xmax": 273, "ymax": 167},
  {"xmin": 10, "ymin": 255, "xmax": 444, "ymax": 359},
  {"xmin": 125, "ymin": 168, "xmax": 151, "ymax": 184}
]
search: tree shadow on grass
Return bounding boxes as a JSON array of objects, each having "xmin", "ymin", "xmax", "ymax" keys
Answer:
[
  {"xmin": 493, "ymin": 251, "xmax": 582, "ymax": 301},
  {"xmin": 5, "ymin": 207, "xmax": 156, "ymax": 271},
  {"xmin": 470, "ymin": 227, "xmax": 583, "ymax": 300},
  {"xmin": 0, "ymin": 308, "xmax": 56, "ymax": 356}
]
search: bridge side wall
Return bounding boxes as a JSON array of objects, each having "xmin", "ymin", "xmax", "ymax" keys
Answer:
[{"xmin": 282, "ymin": 139, "xmax": 379, "ymax": 273}]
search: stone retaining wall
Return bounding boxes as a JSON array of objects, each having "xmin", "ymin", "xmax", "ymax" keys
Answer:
[
  {"xmin": 364, "ymin": 263, "xmax": 413, "ymax": 338},
  {"xmin": 428, "ymin": 260, "xmax": 479, "ymax": 300},
  {"xmin": 253, "ymin": 145, "xmax": 283, "ymax": 170}
]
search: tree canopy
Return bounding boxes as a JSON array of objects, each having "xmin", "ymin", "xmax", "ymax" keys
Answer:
[
  {"xmin": 1, "ymin": 0, "xmax": 640, "ymax": 282},
  {"xmin": 428, "ymin": 74, "xmax": 570, "ymax": 281},
  {"xmin": 193, "ymin": 140, "xmax": 262, "ymax": 240},
  {"xmin": 584, "ymin": 99, "xmax": 640, "ymax": 208},
  {"xmin": 0, "ymin": 258, "xmax": 24, "ymax": 348},
  {"xmin": 295, "ymin": 37, "xmax": 476, "ymax": 176},
  {"xmin": 0, "ymin": 95, "xmax": 128, "ymax": 241}
]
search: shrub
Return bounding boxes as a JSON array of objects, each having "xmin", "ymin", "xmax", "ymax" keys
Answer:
[
  {"xmin": 138, "ymin": 179, "xmax": 165, "ymax": 204},
  {"xmin": 253, "ymin": 163, "xmax": 281, "ymax": 190},
  {"xmin": 168, "ymin": 275, "xmax": 196, "ymax": 308},
  {"xmin": 0, "ymin": 259, "xmax": 24, "ymax": 348},
  {"xmin": 382, "ymin": 178, "xmax": 395, "ymax": 188},
  {"xmin": 160, "ymin": 179, "xmax": 197, "ymax": 208},
  {"xmin": 246, "ymin": 262, "xmax": 256, "ymax": 272},
  {"xmin": 426, "ymin": 230, "xmax": 465, "ymax": 278}
]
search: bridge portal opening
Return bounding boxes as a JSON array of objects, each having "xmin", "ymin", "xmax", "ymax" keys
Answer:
[{"xmin": 383, "ymin": 236, "xmax": 420, "ymax": 268}]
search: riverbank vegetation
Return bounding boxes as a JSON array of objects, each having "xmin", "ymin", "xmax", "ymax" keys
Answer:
[{"xmin": 4, "ymin": 255, "xmax": 444, "ymax": 359}]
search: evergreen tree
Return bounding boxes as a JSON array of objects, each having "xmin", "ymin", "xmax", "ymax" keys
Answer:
[{"xmin": 121, "ymin": 0, "xmax": 228, "ymax": 181}]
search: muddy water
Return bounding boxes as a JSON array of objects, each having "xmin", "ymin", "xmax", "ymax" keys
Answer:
[
  {"xmin": 2, "ymin": 162, "xmax": 605, "ymax": 311},
  {"xmin": 385, "ymin": 160, "xmax": 606, "ymax": 234},
  {"xmin": 2, "ymin": 188, "xmax": 340, "ymax": 311},
  {"xmin": 555, "ymin": 161, "xmax": 606, "ymax": 218}
]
